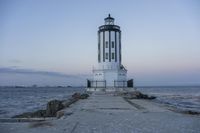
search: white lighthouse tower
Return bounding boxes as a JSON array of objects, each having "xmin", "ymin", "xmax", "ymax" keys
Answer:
[{"xmin": 87, "ymin": 14, "xmax": 133, "ymax": 91}]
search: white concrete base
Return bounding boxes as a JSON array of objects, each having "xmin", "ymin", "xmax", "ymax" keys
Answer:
[
  {"xmin": 86, "ymin": 87, "xmax": 135, "ymax": 92},
  {"xmin": 93, "ymin": 68, "xmax": 127, "ymax": 87}
]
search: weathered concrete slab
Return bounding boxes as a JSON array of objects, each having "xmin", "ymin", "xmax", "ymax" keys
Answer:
[{"xmin": 0, "ymin": 92, "xmax": 200, "ymax": 133}]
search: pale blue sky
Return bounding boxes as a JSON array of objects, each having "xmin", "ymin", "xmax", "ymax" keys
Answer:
[{"xmin": 0, "ymin": 0, "xmax": 200, "ymax": 86}]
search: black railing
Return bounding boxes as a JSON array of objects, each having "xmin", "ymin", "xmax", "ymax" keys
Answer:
[
  {"xmin": 127, "ymin": 79, "xmax": 134, "ymax": 87},
  {"xmin": 114, "ymin": 80, "xmax": 126, "ymax": 87},
  {"xmin": 87, "ymin": 79, "xmax": 134, "ymax": 88},
  {"xmin": 87, "ymin": 80, "xmax": 106, "ymax": 88}
]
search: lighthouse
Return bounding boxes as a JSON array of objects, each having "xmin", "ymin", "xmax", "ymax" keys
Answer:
[{"xmin": 87, "ymin": 14, "xmax": 133, "ymax": 91}]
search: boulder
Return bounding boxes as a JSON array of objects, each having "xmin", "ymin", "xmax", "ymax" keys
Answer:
[
  {"xmin": 72, "ymin": 93, "xmax": 81, "ymax": 99},
  {"xmin": 31, "ymin": 110, "xmax": 46, "ymax": 117},
  {"xmin": 80, "ymin": 93, "xmax": 89, "ymax": 99},
  {"xmin": 124, "ymin": 91, "xmax": 156, "ymax": 100},
  {"xmin": 56, "ymin": 110, "xmax": 65, "ymax": 119},
  {"xmin": 13, "ymin": 112, "xmax": 33, "ymax": 118},
  {"xmin": 46, "ymin": 100, "xmax": 64, "ymax": 117},
  {"xmin": 182, "ymin": 110, "xmax": 200, "ymax": 115},
  {"xmin": 148, "ymin": 96, "xmax": 156, "ymax": 99}
]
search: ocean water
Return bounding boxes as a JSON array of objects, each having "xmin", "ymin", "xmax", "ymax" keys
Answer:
[
  {"xmin": 0, "ymin": 86, "xmax": 200, "ymax": 118},
  {"xmin": 137, "ymin": 86, "xmax": 200, "ymax": 112},
  {"xmin": 0, "ymin": 87, "xmax": 84, "ymax": 118}
]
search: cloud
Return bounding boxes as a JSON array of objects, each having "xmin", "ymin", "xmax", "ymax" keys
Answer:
[
  {"xmin": 0, "ymin": 67, "xmax": 87, "ymax": 78},
  {"xmin": 9, "ymin": 59, "xmax": 22, "ymax": 64},
  {"xmin": 0, "ymin": 67, "xmax": 92, "ymax": 86}
]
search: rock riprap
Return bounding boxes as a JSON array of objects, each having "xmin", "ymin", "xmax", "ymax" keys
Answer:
[
  {"xmin": 13, "ymin": 93, "xmax": 89, "ymax": 118},
  {"xmin": 122, "ymin": 91, "xmax": 156, "ymax": 99},
  {"xmin": 46, "ymin": 100, "xmax": 64, "ymax": 117}
]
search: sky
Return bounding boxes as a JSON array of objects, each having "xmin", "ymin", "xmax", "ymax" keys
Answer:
[{"xmin": 0, "ymin": 0, "xmax": 200, "ymax": 86}]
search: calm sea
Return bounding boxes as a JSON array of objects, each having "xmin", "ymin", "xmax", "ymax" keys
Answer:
[
  {"xmin": 0, "ymin": 86, "xmax": 200, "ymax": 118},
  {"xmin": 137, "ymin": 86, "xmax": 200, "ymax": 112}
]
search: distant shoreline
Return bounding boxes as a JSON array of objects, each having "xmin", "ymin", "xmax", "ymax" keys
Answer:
[{"xmin": 0, "ymin": 85, "xmax": 200, "ymax": 88}]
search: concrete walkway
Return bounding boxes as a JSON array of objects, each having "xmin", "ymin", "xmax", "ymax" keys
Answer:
[{"xmin": 1, "ymin": 92, "xmax": 200, "ymax": 133}]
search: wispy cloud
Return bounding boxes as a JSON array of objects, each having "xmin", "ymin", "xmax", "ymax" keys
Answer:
[
  {"xmin": 0, "ymin": 67, "xmax": 92, "ymax": 86},
  {"xmin": 9, "ymin": 59, "xmax": 21, "ymax": 64},
  {"xmin": 0, "ymin": 67, "xmax": 86, "ymax": 78}
]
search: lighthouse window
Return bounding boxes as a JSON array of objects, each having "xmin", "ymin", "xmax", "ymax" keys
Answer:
[
  {"xmin": 112, "ymin": 41, "xmax": 114, "ymax": 48},
  {"xmin": 105, "ymin": 41, "xmax": 108, "ymax": 48},
  {"xmin": 106, "ymin": 53, "xmax": 108, "ymax": 59},
  {"xmin": 112, "ymin": 53, "xmax": 115, "ymax": 59}
]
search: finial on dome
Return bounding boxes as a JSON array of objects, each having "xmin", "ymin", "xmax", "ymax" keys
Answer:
[{"xmin": 104, "ymin": 14, "xmax": 114, "ymax": 25}]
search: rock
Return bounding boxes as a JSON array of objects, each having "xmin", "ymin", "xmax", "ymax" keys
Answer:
[
  {"xmin": 31, "ymin": 110, "xmax": 46, "ymax": 117},
  {"xmin": 72, "ymin": 93, "xmax": 89, "ymax": 99},
  {"xmin": 148, "ymin": 96, "xmax": 156, "ymax": 99},
  {"xmin": 12, "ymin": 92, "xmax": 89, "ymax": 118},
  {"xmin": 80, "ymin": 93, "xmax": 89, "ymax": 99},
  {"xmin": 72, "ymin": 93, "xmax": 81, "ymax": 99},
  {"xmin": 46, "ymin": 100, "xmax": 64, "ymax": 117},
  {"xmin": 13, "ymin": 112, "xmax": 33, "ymax": 118},
  {"xmin": 124, "ymin": 91, "xmax": 156, "ymax": 100},
  {"xmin": 182, "ymin": 110, "xmax": 200, "ymax": 115},
  {"xmin": 56, "ymin": 110, "xmax": 65, "ymax": 119}
]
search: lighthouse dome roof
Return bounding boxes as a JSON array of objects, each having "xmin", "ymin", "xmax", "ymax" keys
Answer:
[{"xmin": 104, "ymin": 14, "xmax": 114, "ymax": 21}]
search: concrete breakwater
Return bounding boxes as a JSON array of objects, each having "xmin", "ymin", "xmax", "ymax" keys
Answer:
[
  {"xmin": 0, "ymin": 91, "xmax": 157, "ymax": 123},
  {"xmin": 12, "ymin": 91, "xmax": 155, "ymax": 119},
  {"xmin": 0, "ymin": 91, "xmax": 200, "ymax": 133},
  {"xmin": 1, "ymin": 90, "xmax": 199, "ymax": 123}
]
